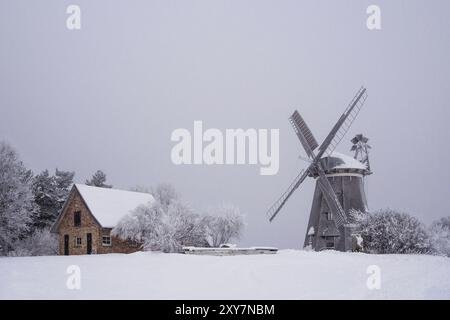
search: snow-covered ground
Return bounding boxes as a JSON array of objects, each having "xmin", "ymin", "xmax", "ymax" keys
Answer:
[{"xmin": 1, "ymin": 250, "xmax": 449, "ymax": 299}]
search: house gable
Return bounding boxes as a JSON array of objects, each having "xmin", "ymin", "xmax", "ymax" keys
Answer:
[
  {"xmin": 51, "ymin": 185, "xmax": 102, "ymax": 233},
  {"xmin": 53, "ymin": 187, "xmax": 104, "ymax": 255}
]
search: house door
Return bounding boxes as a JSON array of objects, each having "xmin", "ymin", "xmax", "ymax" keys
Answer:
[
  {"xmin": 87, "ymin": 233, "xmax": 92, "ymax": 254},
  {"xmin": 64, "ymin": 235, "xmax": 69, "ymax": 255}
]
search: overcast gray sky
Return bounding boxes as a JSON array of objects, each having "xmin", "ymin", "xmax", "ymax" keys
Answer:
[{"xmin": 1, "ymin": 0, "xmax": 450, "ymax": 248}]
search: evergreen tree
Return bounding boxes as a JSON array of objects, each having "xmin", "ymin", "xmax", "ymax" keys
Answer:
[
  {"xmin": 32, "ymin": 168, "xmax": 74, "ymax": 229},
  {"xmin": 32, "ymin": 170, "xmax": 56, "ymax": 229},
  {"xmin": 85, "ymin": 170, "xmax": 112, "ymax": 188},
  {"xmin": 54, "ymin": 168, "xmax": 75, "ymax": 207}
]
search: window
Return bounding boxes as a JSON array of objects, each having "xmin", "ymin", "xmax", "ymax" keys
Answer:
[
  {"xmin": 128, "ymin": 239, "xmax": 139, "ymax": 247},
  {"xmin": 323, "ymin": 236, "xmax": 335, "ymax": 248},
  {"xmin": 102, "ymin": 235, "xmax": 111, "ymax": 246},
  {"xmin": 75, "ymin": 237, "xmax": 82, "ymax": 247},
  {"xmin": 326, "ymin": 241, "xmax": 335, "ymax": 248},
  {"xmin": 322, "ymin": 211, "xmax": 332, "ymax": 221},
  {"xmin": 74, "ymin": 211, "xmax": 81, "ymax": 227}
]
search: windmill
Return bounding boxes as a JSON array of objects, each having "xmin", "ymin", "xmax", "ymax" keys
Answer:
[{"xmin": 266, "ymin": 87, "xmax": 370, "ymax": 251}]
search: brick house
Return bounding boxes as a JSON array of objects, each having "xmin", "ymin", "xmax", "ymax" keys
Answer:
[{"xmin": 51, "ymin": 184, "xmax": 154, "ymax": 255}]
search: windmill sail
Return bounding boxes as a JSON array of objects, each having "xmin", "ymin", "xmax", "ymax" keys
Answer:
[
  {"xmin": 316, "ymin": 172, "xmax": 347, "ymax": 228},
  {"xmin": 267, "ymin": 169, "xmax": 310, "ymax": 222},
  {"xmin": 316, "ymin": 87, "xmax": 368, "ymax": 159},
  {"xmin": 289, "ymin": 110, "xmax": 318, "ymax": 158}
]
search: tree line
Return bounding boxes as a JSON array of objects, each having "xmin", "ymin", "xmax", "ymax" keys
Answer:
[{"xmin": 0, "ymin": 141, "xmax": 245, "ymax": 256}]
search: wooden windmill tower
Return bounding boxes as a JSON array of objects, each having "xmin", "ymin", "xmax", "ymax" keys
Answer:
[{"xmin": 266, "ymin": 87, "xmax": 370, "ymax": 251}]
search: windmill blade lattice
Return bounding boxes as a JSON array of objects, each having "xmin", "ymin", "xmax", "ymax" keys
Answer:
[
  {"xmin": 267, "ymin": 169, "xmax": 310, "ymax": 222},
  {"xmin": 289, "ymin": 110, "xmax": 318, "ymax": 159},
  {"xmin": 316, "ymin": 171, "xmax": 347, "ymax": 228},
  {"xmin": 317, "ymin": 87, "xmax": 368, "ymax": 158}
]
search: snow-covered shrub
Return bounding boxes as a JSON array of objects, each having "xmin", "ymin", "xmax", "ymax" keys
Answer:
[
  {"xmin": 350, "ymin": 208, "xmax": 431, "ymax": 254},
  {"xmin": 113, "ymin": 199, "xmax": 208, "ymax": 253},
  {"xmin": 0, "ymin": 142, "xmax": 36, "ymax": 256},
  {"xmin": 8, "ymin": 228, "xmax": 58, "ymax": 257},
  {"xmin": 429, "ymin": 217, "xmax": 450, "ymax": 257},
  {"xmin": 201, "ymin": 203, "xmax": 245, "ymax": 247}
]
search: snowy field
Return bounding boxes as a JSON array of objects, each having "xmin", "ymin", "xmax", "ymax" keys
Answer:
[{"xmin": 0, "ymin": 250, "xmax": 449, "ymax": 299}]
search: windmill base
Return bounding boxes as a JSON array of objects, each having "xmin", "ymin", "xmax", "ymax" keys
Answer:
[{"xmin": 303, "ymin": 173, "xmax": 367, "ymax": 252}]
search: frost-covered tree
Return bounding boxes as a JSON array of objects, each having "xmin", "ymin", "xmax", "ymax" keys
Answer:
[
  {"xmin": 429, "ymin": 217, "xmax": 450, "ymax": 257},
  {"xmin": 86, "ymin": 170, "xmax": 112, "ymax": 188},
  {"xmin": 164, "ymin": 201, "xmax": 208, "ymax": 250},
  {"xmin": 0, "ymin": 142, "xmax": 35, "ymax": 255},
  {"xmin": 114, "ymin": 182, "xmax": 244, "ymax": 253},
  {"xmin": 32, "ymin": 168, "xmax": 74, "ymax": 229},
  {"xmin": 151, "ymin": 183, "xmax": 179, "ymax": 210},
  {"xmin": 112, "ymin": 201, "xmax": 162, "ymax": 247},
  {"xmin": 350, "ymin": 208, "xmax": 431, "ymax": 254},
  {"xmin": 54, "ymin": 169, "xmax": 75, "ymax": 205},
  {"xmin": 201, "ymin": 203, "xmax": 245, "ymax": 247},
  {"xmin": 113, "ymin": 199, "xmax": 208, "ymax": 253},
  {"xmin": 8, "ymin": 227, "xmax": 58, "ymax": 257},
  {"xmin": 143, "ymin": 201, "xmax": 191, "ymax": 253}
]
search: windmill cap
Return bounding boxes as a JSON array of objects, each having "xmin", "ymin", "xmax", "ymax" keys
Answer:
[{"xmin": 311, "ymin": 152, "xmax": 369, "ymax": 176}]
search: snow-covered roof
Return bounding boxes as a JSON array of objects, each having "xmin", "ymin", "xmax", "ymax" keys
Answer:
[
  {"xmin": 75, "ymin": 184, "xmax": 154, "ymax": 228},
  {"xmin": 321, "ymin": 152, "xmax": 367, "ymax": 171}
]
